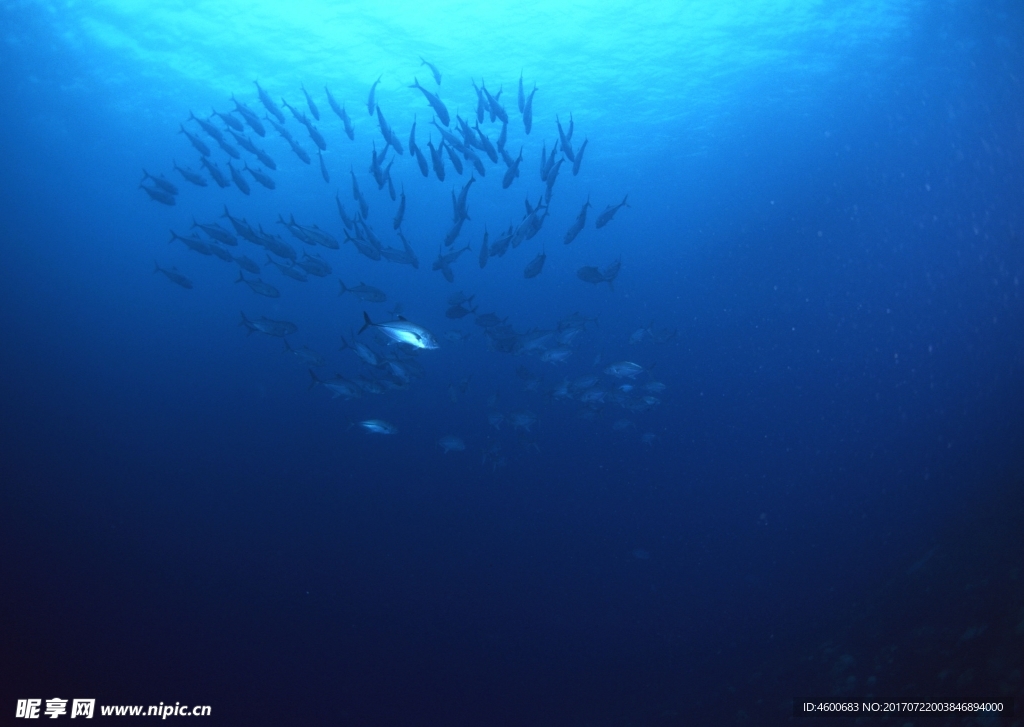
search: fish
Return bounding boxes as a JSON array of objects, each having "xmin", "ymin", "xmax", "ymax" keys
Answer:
[
  {"xmin": 540, "ymin": 347, "xmax": 572, "ymax": 364},
  {"xmin": 409, "ymin": 78, "xmax": 450, "ymax": 126},
  {"xmin": 282, "ymin": 97, "xmax": 305, "ymax": 124},
  {"xmin": 478, "ymin": 227, "xmax": 489, "ymax": 269},
  {"xmin": 563, "ymin": 196, "xmax": 591, "ymax": 244},
  {"xmin": 443, "ymin": 218, "xmax": 465, "ymax": 247},
  {"xmin": 572, "ymin": 137, "xmax": 588, "ymax": 175},
  {"xmin": 544, "ymin": 157, "xmax": 563, "ymax": 199},
  {"xmin": 287, "ymin": 138, "xmax": 311, "ymax": 164},
  {"xmin": 427, "ymin": 140, "xmax": 445, "ymax": 182},
  {"xmin": 470, "ymin": 79, "xmax": 486, "ymax": 123},
  {"xmin": 523, "ymin": 250, "xmax": 546, "ymax": 278},
  {"xmin": 445, "ymin": 302, "xmax": 476, "ymax": 319},
  {"xmin": 188, "ymin": 110, "xmax": 225, "ymax": 144},
  {"xmin": 462, "ymin": 145, "xmax": 485, "ymax": 176},
  {"xmin": 215, "ymin": 137, "xmax": 240, "ymax": 159},
  {"xmin": 191, "ymin": 218, "xmax": 236, "ymax": 246},
  {"xmin": 178, "ymin": 125, "xmax": 211, "ymax": 156},
  {"xmin": 308, "ymin": 370, "xmax": 362, "ymax": 399},
  {"xmin": 318, "ymin": 150, "xmax": 329, "ymax": 182},
  {"xmin": 359, "ymin": 312, "xmax": 439, "ymax": 350},
  {"xmin": 232, "ymin": 253, "xmax": 260, "ymax": 274},
  {"xmin": 244, "ymin": 163, "xmax": 275, "ymax": 189},
  {"xmin": 433, "ymin": 243, "xmax": 471, "ymax": 271},
  {"xmin": 228, "ymin": 129, "xmax": 259, "ymax": 155},
  {"xmin": 604, "ymin": 361, "xmax": 643, "ymax": 379},
  {"xmin": 266, "ymin": 116, "xmax": 294, "ymax": 143},
  {"xmin": 488, "ymin": 225, "xmax": 513, "ymax": 258},
  {"xmin": 420, "ymin": 57, "xmax": 442, "ymax": 85},
  {"xmin": 335, "ymin": 193, "xmax": 355, "ymax": 231},
  {"xmin": 517, "ymin": 72, "xmax": 525, "ymax": 113},
  {"xmin": 350, "ymin": 169, "xmax": 369, "ymax": 217},
  {"xmin": 239, "ymin": 312, "xmax": 296, "ymax": 337},
  {"xmin": 220, "ymin": 206, "xmax": 255, "ymax": 242},
  {"xmin": 367, "ymin": 75, "xmax": 382, "ymax": 115},
  {"xmin": 265, "ymin": 255, "xmax": 308, "ymax": 282},
  {"xmin": 577, "ymin": 266, "xmax": 606, "ymax": 285},
  {"xmin": 345, "ymin": 229, "xmax": 382, "ymax": 262},
  {"xmin": 300, "ymin": 84, "xmax": 320, "ymax": 120},
  {"xmin": 340, "ymin": 336, "xmax": 383, "ymax": 367},
  {"xmin": 601, "ymin": 258, "xmax": 622, "ymax": 288},
  {"xmin": 474, "ymin": 124, "xmax": 498, "ymax": 163},
  {"xmin": 227, "ymin": 161, "xmax": 250, "ymax": 195},
  {"xmin": 556, "ymin": 115, "xmax": 575, "ymax": 161},
  {"xmin": 437, "ymin": 435, "xmax": 465, "ymax": 453},
  {"xmin": 522, "ymin": 85, "xmax": 537, "ymax": 134},
  {"xmin": 141, "ymin": 169, "xmax": 177, "ymax": 196},
  {"xmin": 199, "ymin": 157, "xmax": 229, "ymax": 188},
  {"xmin": 408, "ymin": 116, "xmax": 421, "ymax": 156},
  {"xmin": 295, "ymin": 252, "xmax": 331, "ymax": 277},
  {"xmin": 474, "ymin": 312, "xmax": 503, "ymax": 328},
  {"xmin": 393, "ymin": 186, "xmax": 406, "ymax": 229},
  {"xmin": 254, "ymin": 81, "xmax": 285, "ymax": 123},
  {"xmin": 430, "ymin": 119, "xmax": 466, "ymax": 152},
  {"xmin": 283, "ymin": 339, "xmax": 325, "ymax": 367},
  {"xmin": 140, "ymin": 184, "xmax": 175, "ymax": 205},
  {"xmin": 501, "ymin": 147, "xmax": 523, "ymax": 189},
  {"xmin": 338, "ymin": 280, "xmax": 387, "ymax": 303},
  {"xmin": 256, "ymin": 225, "xmax": 298, "ymax": 260},
  {"xmin": 444, "ymin": 142, "xmax": 464, "ymax": 175},
  {"xmin": 304, "ymin": 122, "xmax": 327, "ymax": 151},
  {"xmin": 482, "ymin": 84, "xmax": 508, "ymax": 124},
  {"xmin": 386, "ymin": 169, "xmax": 396, "ymax": 201},
  {"xmin": 595, "ymin": 194, "xmax": 629, "ymax": 228},
  {"xmin": 154, "ymin": 262, "xmax": 192, "ymax": 289},
  {"xmin": 324, "ymin": 86, "xmax": 355, "ymax": 139},
  {"xmin": 253, "ymin": 145, "xmax": 276, "ymax": 169},
  {"xmin": 396, "ymin": 229, "xmax": 420, "ymax": 268},
  {"xmin": 453, "ymin": 176, "xmax": 475, "ymax": 222},
  {"xmin": 207, "ymin": 244, "xmax": 234, "ymax": 262},
  {"xmin": 509, "ymin": 410, "xmax": 537, "ymax": 432},
  {"xmin": 496, "ymin": 120, "xmax": 508, "ymax": 153},
  {"xmin": 231, "ymin": 96, "xmax": 266, "ymax": 136},
  {"xmin": 235, "ymin": 270, "xmax": 280, "ymax": 297},
  {"xmin": 360, "ymin": 419, "xmax": 397, "ymax": 435},
  {"xmin": 383, "ymin": 114, "xmax": 404, "ymax": 155}
]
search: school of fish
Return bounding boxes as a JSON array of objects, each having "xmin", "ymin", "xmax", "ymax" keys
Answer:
[{"xmin": 143, "ymin": 63, "xmax": 675, "ymax": 465}]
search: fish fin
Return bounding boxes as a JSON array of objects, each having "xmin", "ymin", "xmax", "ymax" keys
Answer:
[
  {"xmin": 338, "ymin": 279, "xmax": 347, "ymax": 295},
  {"xmin": 359, "ymin": 312, "xmax": 373, "ymax": 334}
]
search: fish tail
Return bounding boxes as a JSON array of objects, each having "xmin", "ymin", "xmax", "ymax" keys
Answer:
[
  {"xmin": 235, "ymin": 270, "xmax": 244, "ymax": 283},
  {"xmin": 153, "ymin": 261, "xmax": 161, "ymax": 273},
  {"xmin": 338, "ymin": 279, "xmax": 347, "ymax": 296},
  {"xmin": 358, "ymin": 312, "xmax": 373, "ymax": 335},
  {"xmin": 307, "ymin": 369, "xmax": 321, "ymax": 389}
]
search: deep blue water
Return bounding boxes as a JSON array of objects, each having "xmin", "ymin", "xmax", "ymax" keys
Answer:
[{"xmin": 2, "ymin": 1, "xmax": 1023, "ymax": 724}]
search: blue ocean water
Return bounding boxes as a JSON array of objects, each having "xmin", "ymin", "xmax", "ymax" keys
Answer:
[{"xmin": 1, "ymin": 0, "xmax": 1023, "ymax": 724}]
